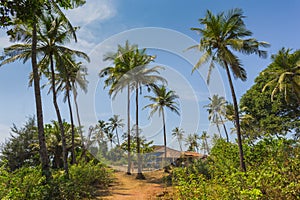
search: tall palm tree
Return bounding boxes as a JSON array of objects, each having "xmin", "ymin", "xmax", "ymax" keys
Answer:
[
  {"xmin": 108, "ymin": 115, "xmax": 124, "ymax": 146},
  {"xmin": 117, "ymin": 64, "xmax": 166, "ymax": 179},
  {"xmin": 144, "ymin": 85, "xmax": 180, "ymax": 163},
  {"xmin": 4, "ymin": 13, "xmax": 88, "ymax": 176},
  {"xmin": 60, "ymin": 61, "xmax": 88, "ymax": 160},
  {"xmin": 172, "ymin": 127, "xmax": 184, "ymax": 152},
  {"xmin": 100, "ymin": 42, "xmax": 166, "ymax": 178},
  {"xmin": 71, "ymin": 65, "xmax": 88, "ymax": 147},
  {"xmin": 185, "ymin": 133, "xmax": 200, "ymax": 152},
  {"xmin": 100, "ymin": 41, "xmax": 138, "ymax": 175},
  {"xmin": 262, "ymin": 48, "xmax": 300, "ymax": 104},
  {"xmin": 0, "ymin": 1, "xmax": 85, "ymax": 180},
  {"xmin": 55, "ymin": 56, "xmax": 89, "ymax": 164},
  {"xmin": 37, "ymin": 14, "xmax": 88, "ymax": 176},
  {"xmin": 204, "ymin": 94, "xmax": 229, "ymax": 142},
  {"xmin": 0, "ymin": 7, "xmax": 51, "ymax": 180},
  {"xmin": 189, "ymin": 8, "xmax": 269, "ymax": 172}
]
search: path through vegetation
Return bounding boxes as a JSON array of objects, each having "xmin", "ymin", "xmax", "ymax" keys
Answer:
[{"xmin": 98, "ymin": 169, "xmax": 172, "ymax": 200}]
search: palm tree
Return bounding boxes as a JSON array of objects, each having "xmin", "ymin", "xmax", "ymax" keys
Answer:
[
  {"xmin": 100, "ymin": 42, "xmax": 166, "ymax": 178},
  {"xmin": 106, "ymin": 132, "xmax": 115, "ymax": 149},
  {"xmin": 118, "ymin": 64, "xmax": 166, "ymax": 179},
  {"xmin": 185, "ymin": 133, "xmax": 200, "ymax": 152},
  {"xmin": 189, "ymin": 8, "xmax": 269, "ymax": 172},
  {"xmin": 61, "ymin": 61, "xmax": 88, "ymax": 161},
  {"xmin": 92, "ymin": 120, "xmax": 107, "ymax": 148},
  {"xmin": 172, "ymin": 127, "xmax": 184, "ymax": 152},
  {"xmin": 55, "ymin": 55, "xmax": 89, "ymax": 164},
  {"xmin": 2, "ymin": 15, "xmax": 82, "ymax": 176},
  {"xmin": 108, "ymin": 115, "xmax": 124, "ymax": 146},
  {"xmin": 200, "ymin": 131, "xmax": 210, "ymax": 155},
  {"xmin": 100, "ymin": 41, "xmax": 138, "ymax": 175},
  {"xmin": 0, "ymin": 8, "xmax": 51, "ymax": 180},
  {"xmin": 37, "ymin": 14, "xmax": 88, "ymax": 176},
  {"xmin": 0, "ymin": 1, "xmax": 85, "ymax": 179},
  {"xmin": 144, "ymin": 85, "xmax": 180, "ymax": 164},
  {"xmin": 262, "ymin": 48, "xmax": 300, "ymax": 104},
  {"xmin": 204, "ymin": 94, "xmax": 229, "ymax": 142},
  {"xmin": 71, "ymin": 65, "xmax": 88, "ymax": 147},
  {"xmin": 6, "ymin": 13, "xmax": 88, "ymax": 176}
]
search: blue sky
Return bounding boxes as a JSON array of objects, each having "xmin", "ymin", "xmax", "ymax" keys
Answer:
[{"xmin": 0, "ymin": 0, "xmax": 300, "ymax": 151}]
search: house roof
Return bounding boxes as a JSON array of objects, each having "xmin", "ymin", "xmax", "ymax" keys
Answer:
[
  {"xmin": 151, "ymin": 145, "xmax": 205, "ymax": 159},
  {"xmin": 181, "ymin": 151, "xmax": 203, "ymax": 158},
  {"xmin": 152, "ymin": 145, "xmax": 181, "ymax": 158}
]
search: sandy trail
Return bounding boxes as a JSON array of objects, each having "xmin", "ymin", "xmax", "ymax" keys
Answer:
[{"xmin": 99, "ymin": 170, "xmax": 169, "ymax": 200}]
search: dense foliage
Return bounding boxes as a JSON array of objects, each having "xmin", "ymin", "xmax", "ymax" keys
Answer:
[
  {"xmin": 171, "ymin": 48, "xmax": 300, "ymax": 200},
  {"xmin": 0, "ymin": 2, "xmax": 299, "ymax": 199},
  {"xmin": 0, "ymin": 162, "xmax": 112, "ymax": 200},
  {"xmin": 0, "ymin": 118, "xmax": 113, "ymax": 199},
  {"xmin": 240, "ymin": 49, "xmax": 300, "ymax": 140},
  {"xmin": 172, "ymin": 138, "xmax": 300, "ymax": 199}
]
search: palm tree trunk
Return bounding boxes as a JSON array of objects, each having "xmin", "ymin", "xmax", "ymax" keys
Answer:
[
  {"xmin": 115, "ymin": 129, "xmax": 120, "ymax": 146},
  {"xmin": 73, "ymin": 85, "xmax": 86, "ymax": 161},
  {"xmin": 31, "ymin": 22, "xmax": 51, "ymax": 181},
  {"xmin": 67, "ymin": 86, "xmax": 76, "ymax": 164},
  {"xmin": 205, "ymin": 138, "xmax": 210, "ymax": 155},
  {"xmin": 178, "ymin": 138, "xmax": 183, "ymax": 152},
  {"xmin": 215, "ymin": 121, "xmax": 222, "ymax": 139},
  {"xmin": 50, "ymin": 55, "xmax": 69, "ymax": 177},
  {"xmin": 219, "ymin": 115, "xmax": 229, "ymax": 142},
  {"xmin": 224, "ymin": 62, "xmax": 246, "ymax": 172},
  {"xmin": 136, "ymin": 87, "xmax": 144, "ymax": 179},
  {"xmin": 162, "ymin": 109, "xmax": 167, "ymax": 165},
  {"xmin": 127, "ymin": 85, "xmax": 132, "ymax": 175}
]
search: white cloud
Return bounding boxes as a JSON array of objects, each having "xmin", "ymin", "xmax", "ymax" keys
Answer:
[
  {"xmin": 64, "ymin": 1, "xmax": 117, "ymax": 56},
  {"xmin": 65, "ymin": 0, "xmax": 116, "ymax": 26}
]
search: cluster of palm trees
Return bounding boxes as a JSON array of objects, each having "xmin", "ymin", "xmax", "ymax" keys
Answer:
[
  {"xmin": 90, "ymin": 116, "xmax": 124, "ymax": 149},
  {"xmin": 204, "ymin": 94, "xmax": 229, "ymax": 142},
  {"xmin": 100, "ymin": 41, "xmax": 181, "ymax": 179},
  {"xmin": 0, "ymin": 2, "xmax": 88, "ymax": 178},
  {"xmin": 171, "ymin": 127, "xmax": 210, "ymax": 155}
]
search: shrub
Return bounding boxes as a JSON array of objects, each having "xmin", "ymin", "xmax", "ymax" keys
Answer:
[
  {"xmin": 172, "ymin": 138, "xmax": 300, "ymax": 200},
  {"xmin": 0, "ymin": 166, "xmax": 50, "ymax": 200},
  {"xmin": 0, "ymin": 161, "xmax": 113, "ymax": 200},
  {"xmin": 49, "ymin": 161, "xmax": 113, "ymax": 200}
]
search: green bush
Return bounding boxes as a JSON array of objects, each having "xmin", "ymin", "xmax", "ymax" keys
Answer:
[
  {"xmin": 49, "ymin": 161, "xmax": 113, "ymax": 200},
  {"xmin": 172, "ymin": 138, "xmax": 300, "ymax": 200},
  {"xmin": 173, "ymin": 168, "xmax": 208, "ymax": 200},
  {"xmin": 0, "ymin": 161, "xmax": 113, "ymax": 200},
  {"xmin": 0, "ymin": 166, "xmax": 50, "ymax": 200}
]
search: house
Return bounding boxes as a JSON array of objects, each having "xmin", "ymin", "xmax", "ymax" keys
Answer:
[
  {"xmin": 174, "ymin": 151, "xmax": 207, "ymax": 167},
  {"xmin": 144, "ymin": 145, "xmax": 206, "ymax": 170},
  {"xmin": 144, "ymin": 145, "xmax": 181, "ymax": 169}
]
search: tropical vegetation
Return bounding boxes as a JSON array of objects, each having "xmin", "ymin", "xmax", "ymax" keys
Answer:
[{"xmin": 0, "ymin": 2, "xmax": 299, "ymax": 199}]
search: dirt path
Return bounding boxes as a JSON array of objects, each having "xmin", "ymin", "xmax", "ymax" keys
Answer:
[{"xmin": 98, "ymin": 170, "xmax": 171, "ymax": 200}]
